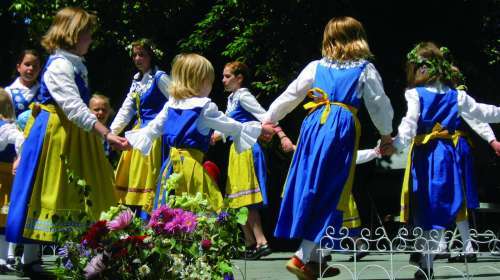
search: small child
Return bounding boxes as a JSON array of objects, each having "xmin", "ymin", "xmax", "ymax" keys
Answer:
[
  {"xmin": 125, "ymin": 53, "xmax": 273, "ymax": 212},
  {"xmin": 0, "ymin": 88, "xmax": 24, "ymax": 273},
  {"xmin": 110, "ymin": 38, "xmax": 170, "ymax": 214},
  {"xmin": 89, "ymin": 94, "xmax": 120, "ymax": 165},
  {"xmin": 392, "ymin": 41, "xmax": 500, "ymax": 279},
  {"xmin": 5, "ymin": 49, "xmax": 42, "ymax": 118}
]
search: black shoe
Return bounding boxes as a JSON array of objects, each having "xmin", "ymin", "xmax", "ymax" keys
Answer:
[
  {"xmin": 433, "ymin": 252, "xmax": 451, "ymax": 260},
  {"xmin": 409, "ymin": 252, "xmax": 422, "ymax": 266},
  {"xmin": 414, "ymin": 268, "xmax": 433, "ymax": 280},
  {"xmin": 348, "ymin": 251, "xmax": 369, "ymax": 262},
  {"xmin": 247, "ymin": 244, "xmax": 272, "ymax": 260},
  {"xmin": 19, "ymin": 261, "xmax": 54, "ymax": 279},
  {"xmin": 448, "ymin": 253, "xmax": 477, "ymax": 263}
]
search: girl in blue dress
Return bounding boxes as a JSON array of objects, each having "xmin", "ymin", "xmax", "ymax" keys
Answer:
[
  {"xmin": 111, "ymin": 39, "xmax": 170, "ymax": 214},
  {"xmin": 393, "ymin": 41, "xmax": 500, "ymax": 279},
  {"xmin": 263, "ymin": 16, "xmax": 394, "ymax": 279},
  {"xmin": 6, "ymin": 7, "xmax": 127, "ymax": 275},
  {"xmin": 125, "ymin": 53, "xmax": 273, "ymax": 212}
]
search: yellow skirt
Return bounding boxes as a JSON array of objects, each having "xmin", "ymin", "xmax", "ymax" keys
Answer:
[
  {"xmin": 115, "ymin": 130, "xmax": 163, "ymax": 207},
  {"xmin": 158, "ymin": 147, "xmax": 223, "ymax": 211},
  {"xmin": 0, "ymin": 162, "xmax": 13, "ymax": 228},
  {"xmin": 22, "ymin": 105, "xmax": 117, "ymax": 242},
  {"xmin": 225, "ymin": 144, "xmax": 263, "ymax": 208}
]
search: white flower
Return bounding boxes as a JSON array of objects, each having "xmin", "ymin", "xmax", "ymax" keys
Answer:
[{"xmin": 138, "ymin": 264, "xmax": 151, "ymax": 277}]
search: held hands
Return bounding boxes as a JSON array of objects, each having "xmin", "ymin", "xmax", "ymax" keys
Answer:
[
  {"xmin": 280, "ymin": 136, "xmax": 295, "ymax": 153},
  {"xmin": 12, "ymin": 156, "xmax": 20, "ymax": 175},
  {"xmin": 210, "ymin": 132, "xmax": 222, "ymax": 146},
  {"xmin": 379, "ymin": 135, "xmax": 395, "ymax": 156},
  {"xmin": 106, "ymin": 133, "xmax": 131, "ymax": 150},
  {"xmin": 490, "ymin": 140, "xmax": 500, "ymax": 156},
  {"xmin": 260, "ymin": 122, "xmax": 276, "ymax": 142}
]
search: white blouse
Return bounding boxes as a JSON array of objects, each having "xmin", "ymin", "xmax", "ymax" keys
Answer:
[
  {"xmin": 0, "ymin": 122, "xmax": 24, "ymax": 155},
  {"xmin": 226, "ymin": 88, "xmax": 267, "ymax": 122},
  {"xmin": 110, "ymin": 68, "xmax": 170, "ymax": 135},
  {"xmin": 264, "ymin": 59, "xmax": 394, "ymax": 136},
  {"xmin": 356, "ymin": 149, "xmax": 380, "ymax": 164},
  {"xmin": 43, "ymin": 49, "xmax": 97, "ymax": 131},
  {"xmin": 393, "ymin": 83, "xmax": 500, "ymax": 151},
  {"xmin": 5, "ymin": 77, "xmax": 40, "ymax": 108},
  {"xmin": 125, "ymin": 97, "xmax": 261, "ymax": 155}
]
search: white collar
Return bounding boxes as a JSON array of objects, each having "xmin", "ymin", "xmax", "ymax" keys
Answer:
[
  {"xmin": 167, "ymin": 96, "xmax": 211, "ymax": 109},
  {"xmin": 424, "ymin": 82, "xmax": 450, "ymax": 94},
  {"xmin": 8, "ymin": 77, "xmax": 39, "ymax": 91},
  {"xmin": 133, "ymin": 66, "xmax": 159, "ymax": 81},
  {"xmin": 54, "ymin": 49, "xmax": 84, "ymax": 64}
]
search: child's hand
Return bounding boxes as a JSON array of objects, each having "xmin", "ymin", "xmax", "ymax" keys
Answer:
[
  {"xmin": 260, "ymin": 123, "xmax": 275, "ymax": 142},
  {"xmin": 12, "ymin": 156, "xmax": 20, "ymax": 175},
  {"xmin": 490, "ymin": 140, "xmax": 500, "ymax": 156},
  {"xmin": 107, "ymin": 134, "xmax": 129, "ymax": 150},
  {"xmin": 210, "ymin": 132, "xmax": 221, "ymax": 145},
  {"xmin": 280, "ymin": 136, "xmax": 295, "ymax": 153},
  {"xmin": 379, "ymin": 135, "xmax": 395, "ymax": 156},
  {"xmin": 31, "ymin": 103, "xmax": 41, "ymax": 117}
]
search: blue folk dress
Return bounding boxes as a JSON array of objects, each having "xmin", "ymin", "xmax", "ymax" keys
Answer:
[
  {"xmin": 400, "ymin": 87, "xmax": 467, "ymax": 229},
  {"xmin": 6, "ymin": 54, "xmax": 117, "ymax": 243},
  {"xmin": 274, "ymin": 61, "xmax": 368, "ymax": 243},
  {"xmin": 225, "ymin": 90, "xmax": 267, "ymax": 208}
]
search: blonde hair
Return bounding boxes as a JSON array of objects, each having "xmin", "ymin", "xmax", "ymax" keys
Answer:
[
  {"xmin": 169, "ymin": 53, "xmax": 215, "ymax": 99},
  {"xmin": 41, "ymin": 7, "xmax": 97, "ymax": 53},
  {"xmin": 321, "ymin": 16, "xmax": 373, "ymax": 61},
  {"xmin": 0, "ymin": 88, "xmax": 15, "ymax": 121},
  {"xmin": 89, "ymin": 93, "xmax": 111, "ymax": 108}
]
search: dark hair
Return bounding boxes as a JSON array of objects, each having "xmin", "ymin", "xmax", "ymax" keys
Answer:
[
  {"xmin": 129, "ymin": 38, "xmax": 163, "ymax": 78},
  {"xmin": 17, "ymin": 49, "xmax": 41, "ymax": 65},
  {"xmin": 224, "ymin": 61, "xmax": 251, "ymax": 87}
]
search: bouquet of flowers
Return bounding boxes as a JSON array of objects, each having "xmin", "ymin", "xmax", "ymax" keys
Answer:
[{"xmin": 55, "ymin": 173, "xmax": 247, "ymax": 280}]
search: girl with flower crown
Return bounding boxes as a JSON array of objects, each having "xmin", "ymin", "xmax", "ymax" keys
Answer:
[
  {"xmin": 111, "ymin": 38, "xmax": 170, "ymax": 216},
  {"xmin": 124, "ymin": 53, "xmax": 273, "ymax": 212},
  {"xmin": 392, "ymin": 41, "xmax": 500, "ymax": 279}
]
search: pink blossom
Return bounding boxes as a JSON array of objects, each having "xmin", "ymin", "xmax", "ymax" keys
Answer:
[{"xmin": 107, "ymin": 209, "xmax": 134, "ymax": 231}]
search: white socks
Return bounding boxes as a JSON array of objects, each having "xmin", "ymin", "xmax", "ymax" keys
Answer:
[{"xmin": 456, "ymin": 220, "xmax": 473, "ymax": 253}]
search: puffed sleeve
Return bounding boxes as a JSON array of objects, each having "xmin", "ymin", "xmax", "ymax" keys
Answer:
[
  {"xmin": 0, "ymin": 123, "xmax": 24, "ymax": 155},
  {"xmin": 238, "ymin": 89, "xmax": 267, "ymax": 122},
  {"xmin": 359, "ymin": 63, "xmax": 394, "ymax": 135},
  {"xmin": 125, "ymin": 102, "xmax": 169, "ymax": 155},
  {"xmin": 198, "ymin": 102, "xmax": 261, "ymax": 153},
  {"xmin": 462, "ymin": 116, "xmax": 496, "ymax": 143},
  {"xmin": 393, "ymin": 89, "xmax": 420, "ymax": 152},
  {"xmin": 110, "ymin": 87, "xmax": 136, "ymax": 135},
  {"xmin": 264, "ymin": 60, "xmax": 318, "ymax": 123},
  {"xmin": 158, "ymin": 73, "xmax": 171, "ymax": 98},
  {"xmin": 356, "ymin": 149, "xmax": 380, "ymax": 164},
  {"xmin": 458, "ymin": 90, "xmax": 500, "ymax": 123},
  {"xmin": 44, "ymin": 59, "xmax": 97, "ymax": 131}
]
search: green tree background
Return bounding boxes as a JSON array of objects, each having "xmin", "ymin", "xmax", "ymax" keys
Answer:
[{"xmin": 2, "ymin": 0, "xmax": 500, "ymax": 249}]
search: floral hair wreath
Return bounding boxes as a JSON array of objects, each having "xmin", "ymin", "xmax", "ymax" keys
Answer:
[
  {"xmin": 407, "ymin": 43, "xmax": 465, "ymax": 85},
  {"xmin": 125, "ymin": 38, "xmax": 164, "ymax": 60}
]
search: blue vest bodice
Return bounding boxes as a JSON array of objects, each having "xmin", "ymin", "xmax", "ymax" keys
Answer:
[
  {"xmin": 227, "ymin": 100, "xmax": 258, "ymax": 123},
  {"xmin": 133, "ymin": 71, "xmax": 168, "ymax": 128},
  {"xmin": 37, "ymin": 55, "xmax": 90, "ymax": 105},
  {"xmin": 311, "ymin": 60, "xmax": 368, "ymax": 109},
  {"xmin": 8, "ymin": 88, "xmax": 35, "ymax": 116},
  {"xmin": 416, "ymin": 87, "xmax": 461, "ymax": 134},
  {"xmin": 163, "ymin": 107, "xmax": 210, "ymax": 152}
]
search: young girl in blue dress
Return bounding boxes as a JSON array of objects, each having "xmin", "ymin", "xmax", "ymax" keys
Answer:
[
  {"xmin": 212, "ymin": 61, "xmax": 294, "ymax": 259},
  {"xmin": 393, "ymin": 41, "xmax": 500, "ymax": 279},
  {"xmin": 5, "ymin": 7, "xmax": 127, "ymax": 275},
  {"xmin": 263, "ymin": 16, "xmax": 394, "ymax": 279},
  {"xmin": 125, "ymin": 53, "xmax": 273, "ymax": 212},
  {"xmin": 111, "ymin": 39, "xmax": 170, "ymax": 214}
]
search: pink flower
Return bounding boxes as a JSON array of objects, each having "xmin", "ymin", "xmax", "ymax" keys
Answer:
[
  {"xmin": 107, "ymin": 209, "xmax": 134, "ymax": 231},
  {"xmin": 201, "ymin": 239, "xmax": 212, "ymax": 250}
]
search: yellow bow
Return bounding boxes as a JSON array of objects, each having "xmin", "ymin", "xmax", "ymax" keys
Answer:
[
  {"xmin": 414, "ymin": 123, "xmax": 468, "ymax": 147},
  {"xmin": 303, "ymin": 87, "xmax": 331, "ymax": 124},
  {"xmin": 132, "ymin": 92, "xmax": 142, "ymax": 125}
]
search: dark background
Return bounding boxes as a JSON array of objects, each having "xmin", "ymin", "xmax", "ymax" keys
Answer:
[{"xmin": 2, "ymin": 0, "xmax": 500, "ymax": 251}]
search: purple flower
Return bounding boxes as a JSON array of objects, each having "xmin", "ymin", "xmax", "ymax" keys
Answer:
[
  {"xmin": 224, "ymin": 274, "xmax": 234, "ymax": 280},
  {"xmin": 149, "ymin": 205, "xmax": 197, "ymax": 234},
  {"xmin": 64, "ymin": 259, "xmax": 73, "ymax": 270},
  {"xmin": 58, "ymin": 246, "xmax": 69, "ymax": 258},
  {"xmin": 217, "ymin": 211, "xmax": 229, "ymax": 223},
  {"xmin": 180, "ymin": 211, "xmax": 197, "ymax": 233},
  {"xmin": 107, "ymin": 209, "xmax": 134, "ymax": 231},
  {"xmin": 84, "ymin": 254, "xmax": 106, "ymax": 279}
]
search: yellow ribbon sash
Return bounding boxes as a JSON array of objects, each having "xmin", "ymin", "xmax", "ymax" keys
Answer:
[{"xmin": 303, "ymin": 87, "xmax": 358, "ymax": 124}]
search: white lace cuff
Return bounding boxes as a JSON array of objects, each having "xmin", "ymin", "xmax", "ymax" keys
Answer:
[{"xmin": 233, "ymin": 121, "xmax": 261, "ymax": 153}]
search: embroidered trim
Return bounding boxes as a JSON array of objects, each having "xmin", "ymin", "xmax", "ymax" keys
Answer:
[{"xmin": 227, "ymin": 188, "xmax": 261, "ymax": 199}]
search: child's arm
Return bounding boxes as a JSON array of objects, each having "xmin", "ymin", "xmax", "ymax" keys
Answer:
[
  {"xmin": 458, "ymin": 90, "xmax": 500, "ymax": 123},
  {"xmin": 264, "ymin": 61, "xmax": 317, "ymax": 124},
  {"xmin": 0, "ymin": 122, "xmax": 24, "ymax": 156},
  {"xmin": 356, "ymin": 148, "xmax": 381, "ymax": 164},
  {"xmin": 110, "ymin": 88, "xmax": 137, "ymax": 135},
  {"xmin": 124, "ymin": 102, "xmax": 169, "ymax": 155},
  {"xmin": 200, "ymin": 102, "xmax": 262, "ymax": 153},
  {"xmin": 392, "ymin": 89, "xmax": 420, "ymax": 152}
]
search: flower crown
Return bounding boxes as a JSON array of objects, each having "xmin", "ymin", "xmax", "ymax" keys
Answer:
[
  {"xmin": 407, "ymin": 43, "xmax": 465, "ymax": 85},
  {"xmin": 125, "ymin": 39, "xmax": 164, "ymax": 60}
]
